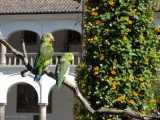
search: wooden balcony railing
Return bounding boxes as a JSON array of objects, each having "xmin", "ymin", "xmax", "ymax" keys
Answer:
[{"xmin": 3, "ymin": 52, "xmax": 81, "ymax": 66}]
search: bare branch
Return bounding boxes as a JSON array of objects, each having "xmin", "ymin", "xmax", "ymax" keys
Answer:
[
  {"xmin": 0, "ymin": 37, "xmax": 32, "ymax": 70},
  {"xmin": 0, "ymin": 37, "xmax": 160, "ymax": 120},
  {"xmin": 21, "ymin": 39, "xmax": 28, "ymax": 59},
  {"xmin": 20, "ymin": 39, "xmax": 30, "ymax": 77},
  {"xmin": 21, "ymin": 69, "xmax": 30, "ymax": 77}
]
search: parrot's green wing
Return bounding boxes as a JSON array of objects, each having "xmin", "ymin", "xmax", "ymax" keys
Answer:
[
  {"xmin": 56, "ymin": 59, "xmax": 70, "ymax": 89},
  {"xmin": 33, "ymin": 33, "xmax": 54, "ymax": 82},
  {"xmin": 35, "ymin": 42, "xmax": 53, "ymax": 68}
]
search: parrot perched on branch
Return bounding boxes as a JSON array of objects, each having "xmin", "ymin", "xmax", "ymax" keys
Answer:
[
  {"xmin": 33, "ymin": 33, "xmax": 54, "ymax": 82},
  {"xmin": 55, "ymin": 53, "xmax": 74, "ymax": 89}
]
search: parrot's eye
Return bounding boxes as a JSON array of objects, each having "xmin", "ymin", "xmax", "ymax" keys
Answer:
[{"xmin": 47, "ymin": 35, "xmax": 51, "ymax": 38}]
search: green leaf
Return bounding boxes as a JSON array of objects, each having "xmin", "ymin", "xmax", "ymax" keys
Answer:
[
  {"xmin": 129, "ymin": 52, "xmax": 137, "ymax": 56},
  {"xmin": 126, "ymin": 82, "xmax": 131, "ymax": 87},
  {"xmin": 105, "ymin": 95, "xmax": 111, "ymax": 100},
  {"xmin": 100, "ymin": 13, "xmax": 111, "ymax": 20},
  {"xmin": 107, "ymin": 80, "xmax": 112, "ymax": 86},
  {"xmin": 93, "ymin": 91, "xmax": 99, "ymax": 96},
  {"xmin": 127, "ymin": 106, "xmax": 132, "ymax": 110},
  {"xmin": 128, "ymin": 69, "xmax": 133, "ymax": 74},
  {"xmin": 106, "ymin": 13, "xmax": 111, "ymax": 20},
  {"xmin": 119, "ymin": 0, "xmax": 125, "ymax": 4},
  {"xmin": 112, "ymin": 99, "xmax": 118, "ymax": 103}
]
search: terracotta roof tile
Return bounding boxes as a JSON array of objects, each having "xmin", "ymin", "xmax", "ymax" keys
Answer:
[{"xmin": 0, "ymin": 0, "xmax": 82, "ymax": 14}]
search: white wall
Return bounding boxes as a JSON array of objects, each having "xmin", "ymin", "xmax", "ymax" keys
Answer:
[
  {"xmin": 6, "ymin": 85, "xmax": 74, "ymax": 120},
  {"xmin": 1, "ymin": 66, "xmax": 76, "ymax": 120},
  {"xmin": 0, "ymin": 14, "xmax": 82, "ymax": 39}
]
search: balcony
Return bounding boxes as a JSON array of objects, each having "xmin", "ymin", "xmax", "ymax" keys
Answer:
[{"xmin": 0, "ymin": 52, "xmax": 81, "ymax": 66}]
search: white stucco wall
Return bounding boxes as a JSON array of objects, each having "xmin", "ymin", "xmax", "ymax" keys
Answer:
[
  {"xmin": 6, "ymin": 84, "xmax": 74, "ymax": 120},
  {"xmin": 0, "ymin": 14, "xmax": 81, "ymax": 40},
  {"xmin": 0, "ymin": 66, "xmax": 76, "ymax": 120}
]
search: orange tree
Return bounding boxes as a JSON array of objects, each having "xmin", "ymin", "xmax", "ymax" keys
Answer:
[{"xmin": 73, "ymin": 0, "xmax": 160, "ymax": 119}]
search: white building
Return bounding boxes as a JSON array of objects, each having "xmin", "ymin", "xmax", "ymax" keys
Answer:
[
  {"xmin": 1, "ymin": 1, "xmax": 160, "ymax": 120},
  {"xmin": 0, "ymin": 0, "xmax": 82, "ymax": 120}
]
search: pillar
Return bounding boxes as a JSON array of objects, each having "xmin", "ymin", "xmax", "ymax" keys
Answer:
[
  {"xmin": 0, "ymin": 44, "xmax": 6, "ymax": 65},
  {"xmin": 39, "ymin": 103, "xmax": 48, "ymax": 120},
  {"xmin": 0, "ymin": 103, "xmax": 6, "ymax": 120}
]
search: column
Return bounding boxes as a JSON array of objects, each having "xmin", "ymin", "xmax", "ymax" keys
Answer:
[
  {"xmin": 0, "ymin": 103, "xmax": 6, "ymax": 120},
  {"xmin": 0, "ymin": 44, "xmax": 6, "ymax": 65},
  {"xmin": 39, "ymin": 103, "xmax": 48, "ymax": 120}
]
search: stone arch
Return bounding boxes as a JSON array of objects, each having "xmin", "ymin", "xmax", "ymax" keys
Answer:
[
  {"xmin": 6, "ymin": 82, "xmax": 39, "ymax": 114},
  {"xmin": 3, "ymin": 21, "xmax": 42, "ymax": 39},
  {"xmin": 52, "ymin": 28, "xmax": 81, "ymax": 34},
  {"xmin": 44, "ymin": 19, "xmax": 81, "ymax": 35},
  {"xmin": 0, "ymin": 73, "xmax": 40, "ymax": 104},
  {"xmin": 6, "ymin": 29, "xmax": 40, "ymax": 40}
]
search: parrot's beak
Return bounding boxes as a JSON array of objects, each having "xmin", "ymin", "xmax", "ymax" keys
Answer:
[{"xmin": 50, "ymin": 36, "xmax": 54, "ymax": 42}]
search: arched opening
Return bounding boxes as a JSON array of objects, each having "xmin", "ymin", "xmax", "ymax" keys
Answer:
[
  {"xmin": 52, "ymin": 29, "xmax": 82, "ymax": 52},
  {"xmin": 7, "ymin": 30, "xmax": 40, "ymax": 53},
  {"xmin": 5, "ymin": 83, "xmax": 40, "ymax": 119},
  {"xmin": 6, "ymin": 30, "xmax": 40, "ymax": 65},
  {"xmin": 16, "ymin": 84, "xmax": 39, "ymax": 113}
]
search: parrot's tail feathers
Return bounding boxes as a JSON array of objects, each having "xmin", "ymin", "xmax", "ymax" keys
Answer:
[
  {"xmin": 34, "ymin": 69, "xmax": 43, "ymax": 82},
  {"xmin": 32, "ymin": 56, "xmax": 37, "ymax": 70},
  {"xmin": 34, "ymin": 74, "xmax": 41, "ymax": 82},
  {"xmin": 34, "ymin": 71, "xmax": 42, "ymax": 82},
  {"xmin": 33, "ymin": 56, "xmax": 37, "ymax": 66}
]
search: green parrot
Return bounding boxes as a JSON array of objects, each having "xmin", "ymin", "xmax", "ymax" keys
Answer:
[
  {"xmin": 33, "ymin": 33, "xmax": 54, "ymax": 82},
  {"xmin": 55, "ymin": 53, "xmax": 74, "ymax": 89}
]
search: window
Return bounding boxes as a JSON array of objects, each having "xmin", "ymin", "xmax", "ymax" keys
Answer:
[
  {"xmin": 23, "ymin": 31, "xmax": 37, "ymax": 44},
  {"xmin": 68, "ymin": 30, "xmax": 81, "ymax": 43},
  {"xmin": 17, "ymin": 84, "xmax": 52, "ymax": 113}
]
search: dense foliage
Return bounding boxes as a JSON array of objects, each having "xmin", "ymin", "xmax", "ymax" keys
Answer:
[{"xmin": 73, "ymin": 0, "xmax": 160, "ymax": 119}]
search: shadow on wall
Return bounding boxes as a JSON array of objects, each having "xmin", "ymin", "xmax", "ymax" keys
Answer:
[{"xmin": 52, "ymin": 29, "xmax": 82, "ymax": 52}]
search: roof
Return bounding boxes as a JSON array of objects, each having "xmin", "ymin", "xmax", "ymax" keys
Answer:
[{"xmin": 0, "ymin": 0, "xmax": 82, "ymax": 15}]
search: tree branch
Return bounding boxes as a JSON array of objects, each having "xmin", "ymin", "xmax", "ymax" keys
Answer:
[
  {"xmin": 0, "ymin": 37, "xmax": 160, "ymax": 120},
  {"xmin": 21, "ymin": 38, "xmax": 27, "ymax": 59},
  {"xmin": 21, "ymin": 39, "xmax": 30, "ymax": 77},
  {"xmin": 0, "ymin": 37, "xmax": 32, "ymax": 71}
]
